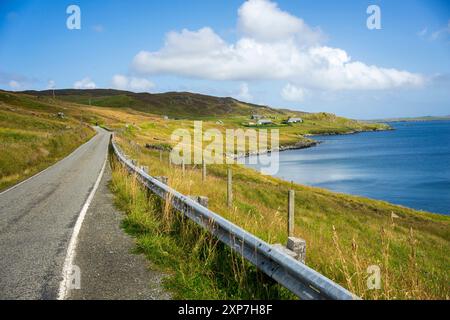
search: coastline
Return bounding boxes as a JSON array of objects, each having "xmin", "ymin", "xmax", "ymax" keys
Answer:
[{"xmin": 235, "ymin": 126, "xmax": 391, "ymax": 159}]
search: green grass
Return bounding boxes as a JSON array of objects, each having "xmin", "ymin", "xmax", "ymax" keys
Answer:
[
  {"xmin": 110, "ymin": 158, "xmax": 294, "ymax": 300},
  {"xmin": 0, "ymin": 91, "xmax": 95, "ymax": 191}
]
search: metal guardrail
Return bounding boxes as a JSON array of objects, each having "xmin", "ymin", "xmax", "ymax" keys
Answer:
[{"xmin": 111, "ymin": 138, "xmax": 358, "ymax": 300}]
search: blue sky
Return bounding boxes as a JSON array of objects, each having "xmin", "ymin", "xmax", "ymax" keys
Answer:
[{"xmin": 0, "ymin": 0, "xmax": 449, "ymax": 119}]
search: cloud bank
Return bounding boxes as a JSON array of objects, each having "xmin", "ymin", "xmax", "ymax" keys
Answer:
[{"xmin": 131, "ymin": 0, "xmax": 425, "ymax": 101}]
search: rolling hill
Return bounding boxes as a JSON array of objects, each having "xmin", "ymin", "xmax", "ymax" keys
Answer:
[{"xmin": 21, "ymin": 89, "xmax": 300, "ymax": 119}]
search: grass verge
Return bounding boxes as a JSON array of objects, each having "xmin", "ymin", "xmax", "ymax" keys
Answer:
[{"xmin": 110, "ymin": 157, "xmax": 294, "ymax": 299}]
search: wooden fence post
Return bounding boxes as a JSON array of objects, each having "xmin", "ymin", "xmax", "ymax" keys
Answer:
[
  {"xmin": 227, "ymin": 168, "xmax": 233, "ymax": 208},
  {"xmin": 202, "ymin": 159, "xmax": 206, "ymax": 182},
  {"xmin": 288, "ymin": 190, "xmax": 295, "ymax": 237}
]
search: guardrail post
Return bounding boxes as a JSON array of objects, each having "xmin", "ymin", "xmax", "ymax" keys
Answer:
[
  {"xmin": 202, "ymin": 159, "xmax": 206, "ymax": 182},
  {"xmin": 287, "ymin": 237, "xmax": 306, "ymax": 264},
  {"xmin": 141, "ymin": 166, "xmax": 149, "ymax": 174},
  {"xmin": 182, "ymin": 158, "xmax": 185, "ymax": 175},
  {"xmin": 160, "ymin": 150, "xmax": 163, "ymax": 162},
  {"xmin": 288, "ymin": 190, "xmax": 295, "ymax": 237},
  {"xmin": 227, "ymin": 168, "xmax": 233, "ymax": 208},
  {"xmin": 155, "ymin": 176, "xmax": 168, "ymax": 185},
  {"xmin": 169, "ymin": 154, "xmax": 172, "ymax": 167},
  {"xmin": 189, "ymin": 196, "xmax": 209, "ymax": 208}
]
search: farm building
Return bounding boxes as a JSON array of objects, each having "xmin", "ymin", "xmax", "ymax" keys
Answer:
[
  {"xmin": 257, "ymin": 119, "xmax": 273, "ymax": 125},
  {"xmin": 287, "ymin": 117, "xmax": 303, "ymax": 123}
]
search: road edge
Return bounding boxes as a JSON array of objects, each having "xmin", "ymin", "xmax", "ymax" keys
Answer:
[{"xmin": 57, "ymin": 157, "xmax": 107, "ymax": 300}]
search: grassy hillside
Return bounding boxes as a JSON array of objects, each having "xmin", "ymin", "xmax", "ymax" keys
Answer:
[
  {"xmin": 0, "ymin": 91, "xmax": 95, "ymax": 190},
  {"xmin": 19, "ymin": 89, "xmax": 390, "ymax": 149},
  {"xmin": 21, "ymin": 89, "xmax": 289, "ymax": 119}
]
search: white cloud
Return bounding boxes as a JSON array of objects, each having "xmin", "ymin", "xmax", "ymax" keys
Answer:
[
  {"xmin": 74, "ymin": 77, "xmax": 96, "ymax": 89},
  {"xmin": 281, "ymin": 83, "xmax": 306, "ymax": 102},
  {"xmin": 132, "ymin": 0, "xmax": 425, "ymax": 91},
  {"xmin": 430, "ymin": 20, "xmax": 450, "ymax": 41},
  {"xmin": 112, "ymin": 74, "xmax": 154, "ymax": 92},
  {"xmin": 9, "ymin": 80, "xmax": 20, "ymax": 89},
  {"xmin": 236, "ymin": 83, "xmax": 253, "ymax": 102},
  {"xmin": 237, "ymin": 0, "xmax": 323, "ymax": 45},
  {"xmin": 419, "ymin": 21, "xmax": 450, "ymax": 41}
]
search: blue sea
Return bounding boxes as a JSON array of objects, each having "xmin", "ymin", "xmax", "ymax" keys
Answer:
[{"xmin": 247, "ymin": 121, "xmax": 450, "ymax": 215}]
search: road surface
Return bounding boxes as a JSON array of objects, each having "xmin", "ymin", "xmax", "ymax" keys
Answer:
[
  {"xmin": 0, "ymin": 127, "xmax": 110, "ymax": 299},
  {"xmin": 68, "ymin": 164, "xmax": 170, "ymax": 300}
]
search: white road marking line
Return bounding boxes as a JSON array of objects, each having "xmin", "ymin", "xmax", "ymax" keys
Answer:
[
  {"xmin": 0, "ymin": 130, "xmax": 99, "ymax": 197},
  {"xmin": 57, "ymin": 157, "xmax": 107, "ymax": 300}
]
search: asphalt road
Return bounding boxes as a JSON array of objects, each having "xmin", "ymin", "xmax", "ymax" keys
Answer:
[
  {"xmin": 68, "ymin": 165, "xmax": 170, "ymax": 300},
  {"xmin": 0, "ymin": 127, "xmax": 110, "ymax": 299}
]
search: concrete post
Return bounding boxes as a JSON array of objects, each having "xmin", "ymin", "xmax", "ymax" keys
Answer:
[
  {"xmin": 189, "ymin": 196, "xmax": 209, "ymax": 208},
  {"xmin": 272, "ymin": 244, "xmax": 297, "ymax": 260},
  {"xmin": 156, "ymin": 176, "xmax": 168, "ymax": 185},
  {"xmin": 198, "ymin": 196, "xmax": 208, "ymax": 208},
  {"xmin": 227, "ymin": 168, "xmax": 233, "ymax": 208},
  {"xmin": 287, "ymin": 237, "xmax": 306, "ymax": 264},
  {"xmin": 288, "ymin": 190, "xmax": 295, "ymax": 237}
]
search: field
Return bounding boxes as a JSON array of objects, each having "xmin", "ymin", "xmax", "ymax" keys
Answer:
[{"xmin": 0, "ymin": 91, "xmax": 94, "ymax": 190}]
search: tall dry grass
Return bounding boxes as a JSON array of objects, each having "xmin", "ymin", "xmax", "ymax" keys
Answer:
[{"xmin": 110, "ymin": 157, "xmax": 293, "ymax": 299}]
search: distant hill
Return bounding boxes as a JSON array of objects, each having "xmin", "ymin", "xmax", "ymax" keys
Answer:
[
  {"xmin": 365, "ymin": 115, "xmax": 450, "ymax": 123},
  {"xmin": 21, "ymin": 89, "xmax": 307, "ymax": 119}
]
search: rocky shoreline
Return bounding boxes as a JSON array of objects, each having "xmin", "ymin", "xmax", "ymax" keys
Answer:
[
  {"xmin": 234, "ymin": 127, "xmax": 391, "ymax": 159},
  {"xmin": 232, "ymin": 138, "xmax": 320, "ymax": 159}
]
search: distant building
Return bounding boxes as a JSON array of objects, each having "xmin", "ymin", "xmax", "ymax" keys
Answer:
[
  {"xmin": 287, "ymin": 117, "xmax": 303, "ymax": 123},
  {"xmin": 251, "ymin": 114, "xmax": 263, "ymax": 120},
  {"xmin": 257, "ymin": 119, "xmax": 273, "ymax": 125}
]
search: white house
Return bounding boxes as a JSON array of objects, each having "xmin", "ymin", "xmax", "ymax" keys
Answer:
[
  {"xmin": 257, "ymin": 119, "xmax": 273, "ymax": 125},
  {"xmin": 287, "ymin": 117, "xmax": 303, "ymax": 123}
]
